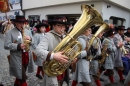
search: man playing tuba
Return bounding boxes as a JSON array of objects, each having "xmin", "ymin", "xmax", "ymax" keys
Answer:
[{"xmin": 34, "ymin": 16, "xmax": 70, "ymax": 86}]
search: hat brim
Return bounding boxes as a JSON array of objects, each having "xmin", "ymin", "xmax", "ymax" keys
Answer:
[
  {"xmin": 35, "ymin": 23, "xmax": 49, "ymax": 29},
  {"xmin": 48, "ymin": 20, "xmax": 70, "ymax": 25},
  {"xmin": 116, "ymin": 28, "xmax": 127, "ymax": 30},
  {"xmin": 12, "ymin": 20, "xmax": 29, "ymax": 22}
]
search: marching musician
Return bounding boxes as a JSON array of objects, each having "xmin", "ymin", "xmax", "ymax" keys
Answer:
[
  {"xmin": 32, "ymin": 23, "xmax": 49, "ymax": 79},
  {"xmin": 102, "ymin": 29, "xmax": 117, "ymax": 83},
  {"xmin": 4, "ymin": 15, "xmax": 34, "ymax": 86},
  {"xmin": 34, "ymin": 16, "xmax": 70, "ymax": 86},
  {"xmin": 89, "ymin": 26, "xmax": 103, "ymax": 86},
  {"xmin": 72, "ymin": 28, "xmax": 92, "ymax": 86},
  {"xmin": 113, "ymin": 26, "xmax": 127, "ymax": 83}
]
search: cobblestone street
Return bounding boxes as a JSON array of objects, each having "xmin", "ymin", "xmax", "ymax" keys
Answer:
[{"xmin": 0, "ymin": 33, "xmax": 126, "ymax": 86}]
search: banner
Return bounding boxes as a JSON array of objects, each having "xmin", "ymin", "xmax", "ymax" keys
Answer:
[{"xmin": 0, "ymin": 0, "xmax": 10, "ymax": 13}]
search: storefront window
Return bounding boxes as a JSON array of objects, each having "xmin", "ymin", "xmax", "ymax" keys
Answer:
[
  {"xmin": 9, "ymin": 0, "xmax": 20, "ymax": 4},
  {"xmin": 15, "ymin": 0, "xmax": 20, "ymax": 3}
]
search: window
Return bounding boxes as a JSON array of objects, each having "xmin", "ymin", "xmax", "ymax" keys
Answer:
[
  {"xmin": 15, "ymin": 0, "xmax": 20, "ymax": 3},
  {"xmin": 9, "ymin": 0, "xmax": 20, "ymax": 4}
]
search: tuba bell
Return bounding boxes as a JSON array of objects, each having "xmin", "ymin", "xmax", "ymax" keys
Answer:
[
  {"xmin": 43, "ymin": 4, "xmax": 104, "ymax": 76},
  {"xmin": 87, "ymin": 23, "xmax": 109, "ymax": 51}
]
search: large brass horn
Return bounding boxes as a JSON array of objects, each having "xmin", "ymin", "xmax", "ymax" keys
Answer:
[
  {"xmin": 43, "ymin": 4, "xmax": 104, "ymax": 76},
  {"xmin": 87, "ymin": 23, "xmax": 109, "ymax": 51}
]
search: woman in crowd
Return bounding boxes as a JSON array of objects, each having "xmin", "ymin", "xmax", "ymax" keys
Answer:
[{"xmin": 32, "ymin": 23, "xmax": 49, "ymax": 79}]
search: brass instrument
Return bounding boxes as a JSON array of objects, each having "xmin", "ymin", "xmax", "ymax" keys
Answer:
[
  {"xmin": 43, "ymin": 4, "xmax": 104, "ymax": 76},
  {"xmin": 99, "ymin": 38, "xmax": 109, "ymax": 64},
  {"xmin": 86, "ymin": 23, "xmax": 109, "ymax": 51},
  {"xmin": 123, "ymin": 34, "xmax": 130, "ymax": 44},
  {"xmin": 21, "ymin": 28, "xmax": 31, "ymax": 52},
  {"xmin": 119, "ymin": 37, "xmax": 128, "ymax": 55},
  {"xmin": 86, "ymin": 34, "xmax": 98, "ymax": 61}
]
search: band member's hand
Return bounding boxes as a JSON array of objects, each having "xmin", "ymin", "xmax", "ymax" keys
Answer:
[
  {"xmin": 72, "ymin": 58, "xmax": 78, "ymax": 64},
  {"xmin": 125, "ymin": 37, "xmax": 130, "ymax": 42},
  {"xmin": 25, "ymin": 36, "xmax": 31, "ymax": 40},
  {"xmin": 118, "ymin": 42, "xmax": 124, "ymax": 47},
  {"xmin": 53, "ymin": 52, "xmax": 68, "ymax": 63},
  {"xmin": 20, "ymin": 43, "xmax": 26, "ymax": 49}
]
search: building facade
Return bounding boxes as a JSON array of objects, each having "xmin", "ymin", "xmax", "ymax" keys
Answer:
[
  {"xmin": 22, "ymin": 0, "xmax": 130, "ymax": 28},
  {"xmin": 0, "ymin": 0, "xmax": 23, "ymax": 21}
]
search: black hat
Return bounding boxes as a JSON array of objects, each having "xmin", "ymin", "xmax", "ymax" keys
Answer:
[
  {"xmin": 10, "ymin": 19, "xmax": 15, "ymax": 22},
  {"xmin": 106, "ymin": 29, "xmax": 116, "ymax": 37},
  {"xmin": 12, "ymin": 15, "xmax": 28, "ymax": 22},
  {"xmin": 35, "ymin": 23, "xmax": 49, "ymax": 29},
  {"xmin": 116, "ymin": 26, "xmax": 127, "ymax": 30},
  {"xmin": 48, "ymin": 16, "xmax": 70, "ymax": 25}
]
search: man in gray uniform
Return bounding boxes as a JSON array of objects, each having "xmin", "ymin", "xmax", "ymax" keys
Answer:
[
  {"xmin": 4, "ymin": 15, "xmax": 34, "ymax": 86},
  {"xmin": 34, "ymin": 16, "xmax": 70, "ymax": 86},
  {"xmin": 113, "ymin": 26, "xmax": 127, "ymax": 83}
]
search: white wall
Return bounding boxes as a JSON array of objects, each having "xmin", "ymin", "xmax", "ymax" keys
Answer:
[
  {"xmin": 109, "ymin": 0, "xmax": 130, "ymax": 10},
  {"xmin": 22, "ymin": 0, "xmax": 100, "ymax": 10},
  {"xmin": 25, "ymin": 2, "xmax": 103, "ymax": 20},
  {"xmin": 22, "ymin": 0, "xmax": 130, "ymax": 11},
  {"xmin": 102, "ymin": 2, "xmax": 130, "ymax": 28}
]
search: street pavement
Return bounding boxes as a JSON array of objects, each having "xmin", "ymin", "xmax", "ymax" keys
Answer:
[{"xmin": 0, "ymin": 33, "xmax": 126, "ymax": 86}]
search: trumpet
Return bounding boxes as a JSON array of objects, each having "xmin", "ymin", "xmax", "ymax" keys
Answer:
[
  {"xmin": 123, "ymin": 34, "xmax": 130, "ymax": 44},
  {"xmin": 21, "ymin": 27, "xmax": 31, "ymax": 52},
  {"xmin": 118, "ymin": 37, "xmax": 128, "ymax": 55}
]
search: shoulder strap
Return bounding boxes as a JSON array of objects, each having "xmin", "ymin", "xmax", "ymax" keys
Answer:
[{"xmin": 50, "ymin": 32, "xmax": 62, "ymax": 39}]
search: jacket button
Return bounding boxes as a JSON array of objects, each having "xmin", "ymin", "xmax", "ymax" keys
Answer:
[{"xmin": 20, "ymin": 68, "xmax": 21, "ymax": 69}]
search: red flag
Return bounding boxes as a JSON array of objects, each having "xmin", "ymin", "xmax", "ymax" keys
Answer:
[{"xmin": 0, "ymin": 0, "xmax": 10, "ymax": 13}]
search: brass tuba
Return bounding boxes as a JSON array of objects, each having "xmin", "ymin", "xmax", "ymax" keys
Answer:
[
  {"xmin": 86, "ymin": 23, "xmax": 109, "ymax": 51},
  {"xmin": 43, "ymin": 4, "xmax": 104, "ymax": 76}
]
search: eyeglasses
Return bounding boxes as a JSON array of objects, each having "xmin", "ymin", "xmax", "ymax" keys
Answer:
[{"xmin": 56, "ymin": 24, "xmax": 65, "ymax": 28}]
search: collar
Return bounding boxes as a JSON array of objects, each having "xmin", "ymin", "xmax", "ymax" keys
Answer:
[
  {"xmin": 16, "ymin": 27, "xmax": 22, "ymax": 32},
  {"xmin": 50, "ymin": 30, "xmax": 63, "ymax": 38}
]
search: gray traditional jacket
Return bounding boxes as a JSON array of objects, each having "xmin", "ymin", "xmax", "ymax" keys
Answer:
[
  {"xmin": 32, "ymin": 33, "xmax": 44, "ymax": 66},
  {"xmin": 4, "ymin": 27, "xmax": 35, "ymax": 79},
  {"xmin": 90, "ymin": 37, "xmax": 101, "ymax": 75},
  {"xmin": 102, "ymin": 37, "xmax": 117, "ymax": 69},
  {"xmin": 34, "ymin": 30, "xmax": 62, "ymax": 86},
  {"xmin": 113, "ymin": 33, "xmax": 123, "ymax": 67},
  {"xmin": 73, "ymin": 35, "xmax": 91, "ymax": 83}
]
